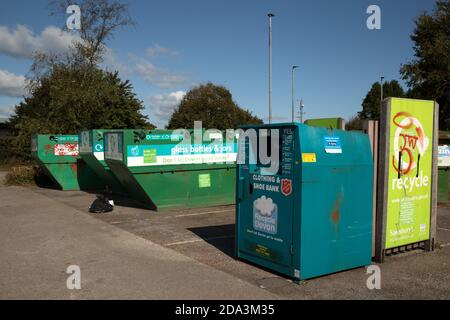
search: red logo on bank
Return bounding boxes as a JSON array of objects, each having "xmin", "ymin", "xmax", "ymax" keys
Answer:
[{"xmin": 281, "ymin": 179, "xmax": 292, "ymax": 196}]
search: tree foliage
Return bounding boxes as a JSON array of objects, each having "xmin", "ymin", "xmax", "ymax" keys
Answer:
[
  {"xmin": 359, "ymin": 80, "xmax": 406, "ymax": 120},
  {"xmin": 167, "ymin": 83, "xmax": 263, "ymax": 129},
  {"xmin": 400, "ymin": 0, "xmax": 450, "ymax": 130},
  {"xmin": 9, "ymin": 64, "xmax": 152, "ymax": 159},
  {"xmin": 30, "ymin": 0, "xmax": 133, "ymax": 85},
  {"xmin": 6, "ymin": 0, "xmax": 151, "ymax": 160},
  {"xmin": 52, "ymin": 0, "xmax": 133, "ymax": 64},
  {"xmin": 345, "ymin": 115, "xmax": 363, "ymax": 131}
]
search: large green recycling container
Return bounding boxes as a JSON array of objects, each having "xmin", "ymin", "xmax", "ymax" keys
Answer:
[
  {"xmin": 304, "ymin": 117, "xmax": 346, "ymax": 130},
  {"xmin": 438, "ymin": 132, "xmax": 450, "ymax": 203},
  {"xmin": 32, "ymin": 134, "xmax": 104, "ymax": 191},
  {"xmin": 79, "ymin": 129, "xmax": 126, "ymax": 194},
  {"xmin": 438, "ymin": 168, "xmax": 449, "ymax": 203},
  {"xmin": 438, "ymin": 144, "xmax": 450, "ymax": 203},
  {"xmin": 104, "ymin": 129, "xmax": 237, "ymax": 211}
]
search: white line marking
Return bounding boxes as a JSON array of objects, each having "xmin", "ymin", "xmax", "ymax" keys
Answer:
[
  {"xmin": 441, "ymin": 243, "xmax": 450, "ymax": 247},
  {"xmin": 165, "ymin": 235, "xmax": 234, "ymax": 247},
  {"xmin": 438, "ymin": 227, "xmax": 450, "ymax": 232},
  {"xmin": 174, "ymin": 209, "xmax": 232, "ymax": 218}
]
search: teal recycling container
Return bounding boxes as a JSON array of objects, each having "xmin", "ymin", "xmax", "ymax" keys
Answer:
[{"xmin": 235, "ymin": 123, "xmax": 373, "ymax": 281}]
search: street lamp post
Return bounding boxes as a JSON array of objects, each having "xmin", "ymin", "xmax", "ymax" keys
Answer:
[
  {"xmin": 268, "ymin": 13, "xmax": 275, "ymax": 124},
  {"xmin": 291, "ymin": 65, "xmax": 298, "ymax": 122}
]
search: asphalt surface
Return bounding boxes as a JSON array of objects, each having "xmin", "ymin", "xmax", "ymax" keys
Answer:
[
  {"xmin": 1, "ymin": 171, "xmax": 449, "ymax": 299},
  {"xmin": 0, "ymin": 174, "xmax": 277, "ymax": 299}
]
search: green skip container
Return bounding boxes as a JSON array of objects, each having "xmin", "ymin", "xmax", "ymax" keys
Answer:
[
  {"xmin": 79, "ymin": 129, "xmax": 126, "ymax": 194},
  {"xmin": 304, "ymin": 117, "xmax": 346, "ymax": 130},
  {"xmin": 104, "ymin": 129, "xmax": 237, "ymax": 211},
  {"xmin": 32, "ymin": 134, "xmax": 104, "ymax": 191},
  {"xmin": 438, "ymin": 134, "xmax": 450, "ymax": 203}
]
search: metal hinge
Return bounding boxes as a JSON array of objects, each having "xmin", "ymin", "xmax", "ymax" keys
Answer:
[{"xmin": 290, "ymin": 245, "xmax": 294, "ymax": 255}]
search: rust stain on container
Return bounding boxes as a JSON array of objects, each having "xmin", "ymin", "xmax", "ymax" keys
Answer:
[
  {"xmin": 70, "ymin": 163, "xmax": 77, "ymax": 174},
  {"xmin": 331, "ymin": 209, "xmax": 340, "ymax": 224},
  {"xmin": 44, "ymin": 144, "xmax": 52, "ymax": 155},
  {"xmin": 330, "ymin": 193, "xmax": 343, "ymax": 237},
  {"xmin": 330, "ymin": 195, "xmax": 342, "ymax": 224}
]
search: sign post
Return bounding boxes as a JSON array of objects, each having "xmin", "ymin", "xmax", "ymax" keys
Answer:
[
  {"xmin": 375, "ymin": 98, "xmax": 438, "ymax": 262},
  {"xmin": 362, "ymin": 120, "xmax": 379, "ymax": 257}
]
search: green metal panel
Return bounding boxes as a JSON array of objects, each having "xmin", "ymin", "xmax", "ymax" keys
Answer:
[
  {"xmin": 438, "ymin": 168, "xmax": 449, "ymax": 203},
  {"xmin": 31, "ymin": 134, "xmax": 104, "ymax": 191},
  {"xmin": 79, "ymin": 129, "xmax": 126, "ymax": 194},
  {"xmin": 236, "ymin": 123, "xmax": 373, "ymax": 281},
  {"xmin": 304, "ymin": 118, "xmax": 345, "ymax": 130},
  {"xmin": 104, "ymin": 129, "xmax": 237, "ymax": 211}
]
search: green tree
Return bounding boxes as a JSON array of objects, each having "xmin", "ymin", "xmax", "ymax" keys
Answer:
[
  {"xmin": 9, "ymin": 64, "xmax": 152, "ymax": 159},
  {"xmin": 345, "ymin": 115, "xmax": 363, "ymax": 131},
  {"xmin": 6, "ymin": 0, "xmax": 152, "ymax": 160},
  {"xmin": 359, "ymin": 80, "xmax": 406, "ymax": 120},
  {"xmin": 30, "ymin": 0, "xmax": 134, "ymax": 84},
  {"xmin": 167, "ymin": 83, "xmax": 263, "ymax": 129},
  {"xmin": 400, "ymin": 0, "xmax": 450, "ymax": 130}
]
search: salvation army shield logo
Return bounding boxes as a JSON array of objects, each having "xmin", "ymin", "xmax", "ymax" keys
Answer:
[{"xmin": 281, "ymin": 179, "xmax": 292, "ymax": 196}]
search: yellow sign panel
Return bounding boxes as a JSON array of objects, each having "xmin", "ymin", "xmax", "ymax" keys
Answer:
[
  {"xmin": 302, "ymin": 153, "xmax": 317, "ymax": 163},
  {"xmin": 198, "ymin": 173, "xmax": 211, "ymax": 188}
]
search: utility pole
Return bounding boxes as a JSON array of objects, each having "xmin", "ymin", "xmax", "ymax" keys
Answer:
[
  {"xmin": 268, "ymin": 13, "xmax": 275, "ymax": 124},
  {"xmin": 291, "ymin": 65, "xmax": 298, "ymax": 122},
  {"xmin": 380, "ymin": 76, "xmax": 384, "ymax": 109},
  {"xmin": 299, "ymin": 98, "xmax": 305, "ymax": 123}
]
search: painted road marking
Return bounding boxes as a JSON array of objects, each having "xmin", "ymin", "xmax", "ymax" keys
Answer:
[
  {"xmin": 174, "ymin": 209, "xmax": 232, "ymax": 218},
  {"xmin": 165, "ymin": 235, "xmax": 234, "ymax": 247},
  {"xmin": 436, "ymin": 228, "xmax": 450, "ymax": 246}
]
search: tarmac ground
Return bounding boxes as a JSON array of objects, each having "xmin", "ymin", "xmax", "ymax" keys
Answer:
[{"xmin": 1, "ymin": 171, "xmax": 449, "ymax": 299}]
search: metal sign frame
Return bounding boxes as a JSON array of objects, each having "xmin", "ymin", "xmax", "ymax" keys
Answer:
[
  {"xmin": 362, "ymin": 120, "xmax": 379, "ymax": 257},
  {"xmin": 375, "ymin": 98, "xmax": 439, "ymax": 262}
]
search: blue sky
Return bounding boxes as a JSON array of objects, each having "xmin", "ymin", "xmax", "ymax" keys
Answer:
[{"xmin": 0, "ymin": 0, "xmax": 436, "ymax": 127}]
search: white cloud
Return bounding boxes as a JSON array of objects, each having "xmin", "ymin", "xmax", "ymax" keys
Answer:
[
  {"xmin": 0, "ymin": 69, "xmax": 26, "ymax": 97},
  {"xmin": 136, "ymin": 61, "xmax": 188, "ymax": 88},
  {"xmin": 102, "ymin": 47, "xmax": 133, "ymax": 76},
  {"xmin": 0, "ymin": 105, "xmax": 14, "ymax": 118},
  {"xmin": 147, "ymin": 91, "xmax": 186, "ymax": 127},
  {"xmin": 0, "ymin": 25, "xmax": 79, "ymax": 59},
  {"xmin": 147, "ymin": 44, "xmax": 179, "ymax": 58}
]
